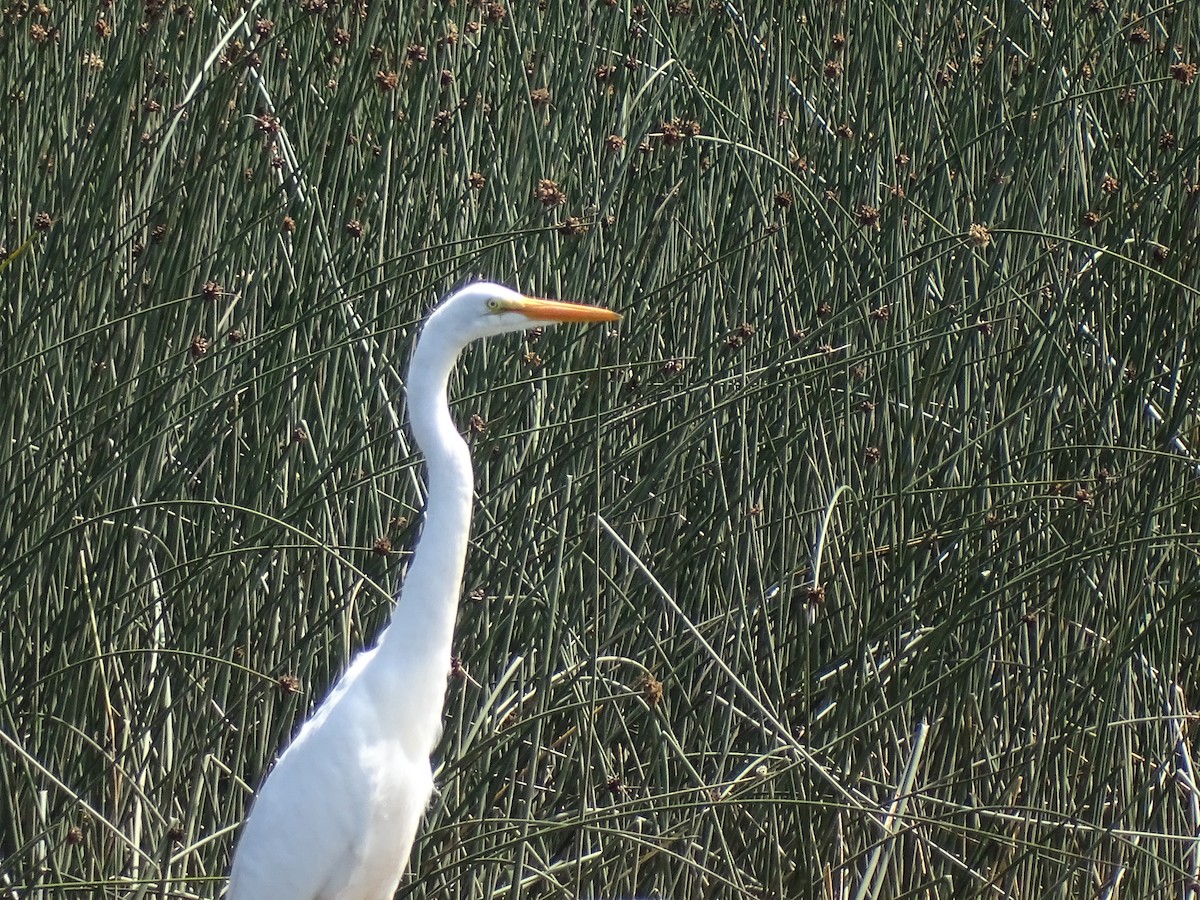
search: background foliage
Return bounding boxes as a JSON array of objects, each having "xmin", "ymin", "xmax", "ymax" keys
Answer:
[{"xmin": 3, "ymin": 0, "xmax": 1200, "ymax": 897}]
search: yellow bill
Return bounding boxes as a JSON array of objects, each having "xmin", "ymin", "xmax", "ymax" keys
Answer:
[{"xmin": 509, "ymin": 295, "xmax": 622, "ymax": 323}]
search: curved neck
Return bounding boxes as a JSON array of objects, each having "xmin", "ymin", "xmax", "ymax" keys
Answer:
[{"xmin": 377, "ymin": 325, "xmax": 473, "ymax": 661}]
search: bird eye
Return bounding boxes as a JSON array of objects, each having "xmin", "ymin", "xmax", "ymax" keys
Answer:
[{"xmin": 486, "ymin": 298, "xmax": 501, "ymax": 311}]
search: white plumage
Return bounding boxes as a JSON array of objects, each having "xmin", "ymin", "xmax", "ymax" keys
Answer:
[{"xmin": 227, "ymin": 283, "xmax": 620, "ymax": 899}]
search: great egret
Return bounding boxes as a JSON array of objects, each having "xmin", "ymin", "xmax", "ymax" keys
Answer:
[{"xmin": 227, "ymin": 283, "xmax": 620, "ymax": 899}]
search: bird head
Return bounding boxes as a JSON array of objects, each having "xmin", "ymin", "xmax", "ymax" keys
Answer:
[{"xmin": 428, "ymin": 282, "xmax": 621, "ymax": 344}]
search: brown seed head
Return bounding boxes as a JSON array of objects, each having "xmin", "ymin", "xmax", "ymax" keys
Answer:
[
  {"xmin": 33, "ymin": 211, "xmax": 54, "ymax": 231},
  {"xmin": 530, "ymin": 87, "xmax": 550, "ymax": 107},
  {"xmin": 277, "ymin": 674, "xmax": 302, "ymax": 695},
  {"xmin": 535, "ymin": 178, "xmax": 566, "ymax": 206},
  {"xmin": 189, "ymin": 334, "xmax": 209, "ymax": 359},
  {"xmin": 595, "ymin": 64, "xmax": 617, "ymax": 82},
  {"xmin": 605, "ymin": 133, "xmax": 625, "ymax": 153},
  {"xmin": 201, "ymin": 280, "xmax": 221, "ymax": 300},
  {"xmin": 375, "ymin": 69, "xmax": 398, "ymax": 90},
  {"xmin": 857, "ymin": 204, "xmax": 880, "ymax": 227},
  {"xmin": 775, "ymin": 190, "xmax": 793, "ymax": 208},
  {"xmin": 557, "ymin": 216, "xmax": 589, "ymax": 236},
  {"xmin": 468, "ymin": 171, "xmax": 486, "ymax": 190},
  {"xmin": 372, "ymin": 536, "xmax": 392, "ymax": 555},
  {"xmin": 834, "ymin": 122, "xmax": 854, "ymax": 139},
  {"xmin": 640, "ymin": 674, "xmax": 663, "ymax": 708},
  {"xmin": 1170, "ymin": 62, "xmax": 1197, "ymax": 84},
  {"xmin": 345, "ymin": 218, "xmax": 364, "ymax": 237},
  {"xmin": 469, "ymin": 414, "xmax": 487, "ymax": 434},
  {"xmin": 485, "ymin": 1, "xmax": 505, "ymax": 21},
  {"xmin": 219, "ymin": 39, "xmax": 243, "ymax": 67},
  {"xmin": 968, "ymin": 223, "xmax": 992, "ymax": 247},
  {"xmin": 823, "ymin": 59, "xmax": 843, "ymax": 78},
  {"xmin": 1100, "ymin": 174, "xmax": 1119, "ymax": 194}
]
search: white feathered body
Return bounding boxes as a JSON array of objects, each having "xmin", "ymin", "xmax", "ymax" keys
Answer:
[{"xmin": 226, "ymin": 647, "xmax": 437, "ymax": 899}]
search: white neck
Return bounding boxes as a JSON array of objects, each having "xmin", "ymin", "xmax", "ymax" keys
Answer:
[{"xmin": 372, "ymin": 323, "xmax": 473, "ymax": 749}]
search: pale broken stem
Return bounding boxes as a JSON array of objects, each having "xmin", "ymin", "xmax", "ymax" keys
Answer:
[{"xmin": 851, "ymin": 720, "xmax": 930, "ymax": 900}]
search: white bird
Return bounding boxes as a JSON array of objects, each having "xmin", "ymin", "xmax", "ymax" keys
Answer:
[{"xmin": 227, "ymin": 283, "xmax": 620, "ymax": 899}]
